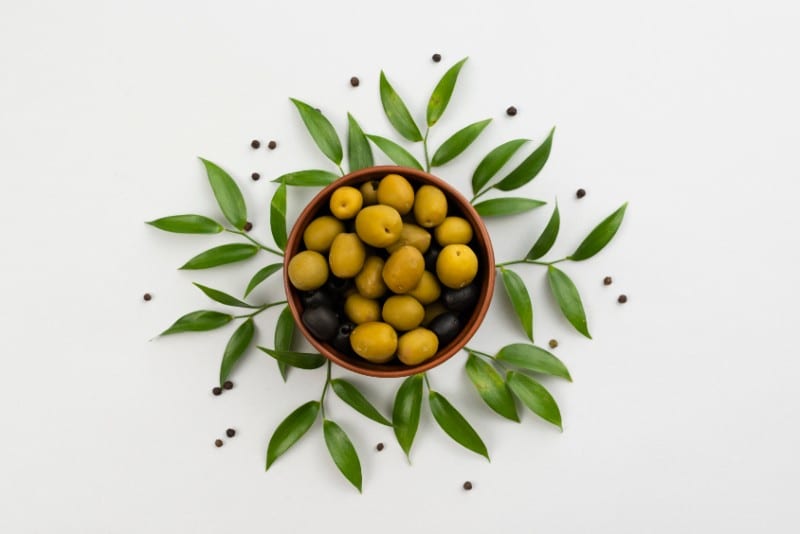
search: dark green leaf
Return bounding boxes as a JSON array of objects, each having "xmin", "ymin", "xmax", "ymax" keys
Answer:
[
  {"xmin": 199, "ymin": 158, "xmax": 247, "ymax": 230},
  {"xmin": 366, "ymin": 135, "xmax": 424, "ymax": 170},
  {"xmin": 494, "ymin": 128, "xmax": 555, "ymax": 192},
  {"xmin": 160, "ymin": 310, "xmax": 232, "ymax": 336},
  {"xmin": 500, "ymin": 267, "xmax": 534, "ymax": 341},
  {"xmin": 193, "ymin": 283, "xmax": 259, "ymax": 308},
  {"xmin": 146, "ymin": 214, "xmax": 223, "ymax": 234},
  {"xmin": 506, "ymin": 372, "xmax": 562, "ymax": 429},
  {"xmin": 471, "ymin": 139, "xmax": 529, "ymax": 196},
  {"xmin": 473, "ymin": 197, "xmax": 546, "ymax": 217},
  {"xmin": 274, "ymin": 305, "xmax": 295, "ymax": 381},
  {"xmin": 465, "ymin": 353, "xmax": 519, "ymax": 422},
  {"xmin": 270, "ymin": 180, "xmax": 287, "ymax": 251},
  {"xmin": 430, "ymin": 118, "xmax": 491, "ymax": 167},
  {"xmin": 266, "ymin": 401, "xmax": 320, "ymax": 469},
  {"xmin": 322, "ymin": 420, "xmax": 362, "ymax": 492},
  {"xmin": 219, "ymin": 318, "xmax": 255, "ymax": 384},
  {"xmin": 547, "ymin": 265, "xmax": 590, "ymax": 338},
  {"xmin": 258, "ymin": 347, "xmax": 326, "ymax": 369},
  {"xmin": 244, "ymin": 263, "xmax": 283, "ymax": 297},
  {"xmin": 179, "ymin": 243, "xmax": 258, "ymax": 270},
  {"xmin": 429, "ymin": 391, "xmax": 489, "ymax": 460},
  {"xmin": 426, "ymin": 57, "xmax": 468, "ymax": 127},
  {"xmin": 526, "ymin": 204, "xmax": 560, "ymax": 260},
  {"xmin": 379, "ymin": 71, "xmax": 423, "ymax": 142},
  {"xmin": 271, "ymin": 170, "xmax": 338, "ymax": 187},
  {"xmin": 331, "ymin": 379, "xmax": 391, "ymax": 426},
  {"xmin": 569, "ymin": 203, "xmax": 628, "ymax": 261},
  {"xmin": 392, "ymin": 374, "xmax": 423, "ymax": 460},
  {"xmin": 289, "ymin": 98, "xmax": 343, "ymax": 165},
  {"xmin": 347, "ymin": 113, "xmax": 374, "ymax": 172},
  {"xmin": 495, "ymin": 343, "xmax": 571, "ymax": 381}
]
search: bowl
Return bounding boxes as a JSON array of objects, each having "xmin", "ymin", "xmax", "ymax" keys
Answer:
[{"xmin": 283, "ymin": 166, "xmax": 495, "ymax": 378}]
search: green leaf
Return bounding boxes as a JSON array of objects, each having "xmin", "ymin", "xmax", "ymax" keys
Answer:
[
  {"xmin": 465, "ymin": 353, "xmax": 519, "ymax": 422},
  {"xmin": 547, "ymin": 265, "xmax": 590, "ymax": 338},
  {"xmin": 193, "ymin": 283, "xmax": 259, "ymax": 308},
  {"xmin": 426, "ymin": 57, "xmax": 468, "ymax": 127},
  {"xmin": 289, "ymin": 98, "xmax": 343, "ymax": 165},
  {"xmin": 392, "ymin": 374, "xmax": 423, "ymax": 460},
  {"xmin": 244, "ymin": 263, "xmax": 283, "ymax": 297},
  {"xmin": 258, "ymin": 347, "xmax": 326, "ymax": 369},
  {"xmin": 347, "ymin": 113, "xmax": 374, "ymax": 172},
  {"xmin": 199, "ymin": 158, "xmax": 247, "ymax": 230},
  {"xmin": 473, "ymin": 197, "xmax": 546, "ymax": 217},
  {"xmin": 266, "ymin": 401, "xmax": 320, "ymax": 470},
  {"xmin": 569, "ymin": 203, "xmax": 628, "ymax": 261},
  {"xmin": 379, "ymin": 71, "xmax": 423, "ymax": 142},
  {"xmin": 430, "ymin": 118, "xmax": 491, "ymax": 167},
  {"xmin": 495, "ymin": 343, "xmax": 571, "ymax": 381},
  {"xmin": 219, "ymin": 318, "xmax": 255, "ymax": 384},
  {"xmin": 322, "ymin": 420, "xmax": 363, "ymax": 492},
  {"xmin": 471, "ymin": 139, "xmax": 529, "ymax": 196},
  {"xmin": 506, "ymin": 372, "xmax": 562, "ymax": 429},
  {"xmin": 146, "ymin": 214, "xmax": 223, "ymax": 234},
  {"xmin": 331, "ymin": 379, "xmax": 392, "ymax": 426},
  {"xmin": 271, "ymin": 170, "xmax": 339, "ymax": 187},
  {"xmin": 366, "ymin": 135, "xmax": 424, "ymax": 170},
  {"xmin": 500, "ymin": 267, "xmax": 534, "ymax": 341},
  {"xmin": 160, "ymin": 310, "xmax": 232, "ymax": 336},
  {"xmin": 526, "ymin": 203, "xmax": 560, "ymax": 260},
  {"xmin": 494, "ymin": 128, "xmax": 555, "ymax": 192},
  {"xmin": 179, "ymin": 243, "xmax": 258, "ymax": 270},
  {"xmin": 270, "ymin": 180, "xmax": 287, "ymax": 251},
  {"xmin": 429, "ymin": 391, "xmax": 489, "ymax": 460},
  {"xmin": 274, "ymin": 305, "xmax": 295, "ymax": 381}
]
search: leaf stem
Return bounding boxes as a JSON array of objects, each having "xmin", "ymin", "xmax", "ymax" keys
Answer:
[
  {"xmin": 494, "ymin": 257, "xmax": 569, "ymax": 268},
  {"xmin": 225, "ymin": 228, "xmax": 284, "ymax": 257},
  {"xmin": 422, "ymin": 372, "xmax": 431, "ymax": 390},
  {"xmin": 423, "ymin": 128, "xmax": 431, "ymax": 172},
  {"xmin": 233, "ymin": 300, "xmax": 287, "ymax": 319},
  {"xmin": 470, "ymin": 188, "xmax": 490, "ymax": 204},
  {"xmin": 337, "ymin": 164, "xmax": 345, "ymax": 176},
  {"xmin": 320, "ymin": 360, "xmax": 332, "ymax": 417},
  {"xmin": 464, "ymin": 347, "xmax": 494, "ymax": 360}
]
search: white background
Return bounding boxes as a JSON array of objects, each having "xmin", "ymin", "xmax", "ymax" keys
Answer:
[{"xmin": 2, "ymin": 0, "xmax": 799, "ymax": 532}]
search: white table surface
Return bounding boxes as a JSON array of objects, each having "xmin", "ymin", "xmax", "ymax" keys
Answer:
[{"xmin": 2, "ymin": 1, "xmax": 799, "ymax": 532}]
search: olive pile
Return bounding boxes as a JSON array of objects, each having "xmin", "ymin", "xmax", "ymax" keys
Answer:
[{"xmin": 287, "ymin": 174, "xmax": 481, "ymax": 366}]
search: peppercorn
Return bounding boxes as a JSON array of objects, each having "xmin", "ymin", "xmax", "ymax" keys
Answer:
[
  {"xmin": 250, "ymin": 140, "xmax": 260, "ymax": 149},
  {"xmin": 432, "ymin": 53, "xmax": 442, "ymax": 62},
  {"xmin": 214, "ymin": 439, "xmax": 223, "ymax": 447},
  {"xmin": 603, "ymin": 276, "xmax": 613, "ymax": 286},
  {"xmin": 226, "ymin": 428, "xmax": 236, "ymax": 438},
  {"xmin": 267, "ymin": 140, "xmax": 277, "ymax": 150},
  {"xmin": 251, "ymin": 172, "xmax": 260, "ymax": 181},
  {"xmin": 243, "ymin": 222, "xmax": 253, "ymax": 232},
  {"xmin": 618, "ymin": 294, "xmax": 628, "ymax": 303},
  {"xmin": 212, "ymin": 387, "xmax": 222, "ymax": 396},
  {"xmin": 548, "ymin": 339, "xmax": 558, "ymax": 349},
  {"xmin": 143, "ymin": 293, "xmax": 152, "ymax": 301},
  {"xmin": 350, "ymin": 76, "xmax": 360, "ymax": 87},
  {"xmin": 223, "ymin": 380, "xmax": 234, "ymax": 390},
  {"xmin": 506, "ymin": 106, "xmax": 517, "ymax": 116},
  {"xmin": 376, "ymin": 443, "xmax": 384, "ymax": 451},
  {"xmin": 463, "ymin": 481, "xmax": 473, "ymax": 490},
  {"xmin": 576, "ymin": 188, "xmax": 586, "ymax": 198}
]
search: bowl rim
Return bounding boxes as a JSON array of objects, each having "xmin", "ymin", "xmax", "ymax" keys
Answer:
[{"xmin": 283, "ymin": 165, "xmax": 495, "ymax": 378}]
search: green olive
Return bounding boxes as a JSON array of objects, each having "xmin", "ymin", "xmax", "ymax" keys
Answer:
[
  {"xmin": 303, "ymin": 216, "xmax": 345, "ymax": 253},
  {"xmin": 354, "ymin": 256, "xmax": 388, "ymax": 299},
  {"xmin": 386, "ymin": 223, "xmax": 432, "ymax": 254},
  {"xmin": 355, "ymin": 205, "xmax": 403, "ymax": 247},
  {"xmin": 382, "ymin": 245, "xmax": 425, "ymax": 294},
  {"xmin": 359, "ymin": 180, "xmax": 380, "ymax": 206},
  {"xmin": 407, "ymin": 270, "xmax": 441, "ymax": 305},
  {"xmin": 328, "ymin": 233, "xmax": 366, "ymax": 278},
  {"xmin": 397, "ymin": 328, "xmax": 439, "ymax": 366},
  {"xmin": 344, "ymin": 294, "xmax": 381, "ymax": 324},
  {"xmin": 382, "ymin": 295, "xmax": 425, "ymax": 331},
  {"xmin": 329, "ymin": 186, "xmax": 363, "ymax": 219},
  {"xmin": 436, "ymin": 244, "xmax": 478, "ymax": 289},
  {"xmin": 413, "ymin": 185, "xmax": 448, "ymax": 228},
  {"xmin": 287, "ymin": 250, "xmax": 329, "ymax": 291},
  {"xmin": 434, "ymin": 216, "xmax": 473, "ymax": 246},
  {"xmin": 350, "ymin": 322, "xmax": 398, "ymax": 363},
  {"xmin": 377, "ymin": 174, "xmax": 415, "ymax": 215}
]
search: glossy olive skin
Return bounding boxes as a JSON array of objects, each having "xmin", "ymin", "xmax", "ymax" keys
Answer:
[
  {"xmin": 436, "ymin": 244, "xmax": 479, "ymax": 289},
  {"xmin": 424, "ymin": 241, "xmax": 441, "ymax": 273},
  {"xmin": 303, "ymin": 216, "xmax": 345, "ymax": 253},
  {"xmin": 428, "ymin": 312, "xmax": 461, "ymax": 346},
  {"xmin": 413, "ymin": 185, "xmax": 448, "ymax": 228},
  {"xmin": 377, "ymin": 174, "xmax": 415, "ymax": 215},
  {"xmin": 302, "ymin": 289, "xmax": 335, "ymax": 310},
  {"xmin": 359, "ymin": 180, "xmax": 380, "ymax": 206},
  {"xmin": 350, "ymin": 322, "xmax": 398, "ymax": 363},
  {"xmin": 397, "ymin": 327, "xmax": 439, "ymax": 366},
  {"xmin": 382, "ymin": 295, "xmax": 425, "ymax": 331},
  {"xmin": 329, "ymin": 186, "xmax": 363, "ymax": 219},
  {"xmin": 302, "ymin": 306, "xmax": 339, "ymax": 341},
  {"xmin": 407, "ymin": 270, "xmax": 441, "ymax": 305},
  {"xmin": 386, "ymin": 223, "xmax": 432, "ymax": 254},
  {"xmin": 355, "ymin": 205, "xmax": 403, "ymax": 247},
  {"xmin": 382, "ymin": 245, "xmax": 425, "ymax": 294},
  {"xmin": 324, "ymin": 275, "xmax": 350, "ymax": 295},
  {"xmin": 328, "ymin": 232, "xmax": 366, "ymax": 278},
  {"xmin": 422, "ymin": 301, "xmax": 447, "ymax": 326},
  {"xmin": 344, "ymin": 293, "xmax": 381, "ymax": 324},
  {"xmin": 331, "ymin": 322, "xmax": 356, "ymax": 355},
  {"xmin": 434, "ymin": 216, "xmax": 474, "ymax": 246},
  {"xmin": 354, "ymin": 256, "xmax": 388, "ymax": 299},
  {"xmin": 288, "ymin": 250, "xmax": 329, "ymax": 291},
  {"xmin": 442, "ymin": 283, "xmax": 479, "ymax": 312}
]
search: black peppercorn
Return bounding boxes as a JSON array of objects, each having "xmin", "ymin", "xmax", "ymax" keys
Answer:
[
  {"xmin": 350, "ymin": 76, "xmax": 360, "ymax": 87},
  {"xmin": 506, "ymin": 106, "xmax": 517, "ymax": 116},
  {"xmin": 618, "ymin": 294, "xmax": 628, "ymax": 303},
  {"xmin": 243, "ymin": 222, "xmax": 253, "ymax": 232},
  {"xmin": 463, "ymin": 481, "xmax": 473, "ymax": 490},
  {"xmin": 214, "ymin": 439, "xmax": 223, "ymax": 447},
  {"xmin": 212, "ymin": 387, "xmax": 222, "ymax": 396},
  {"xmin": 143, "ymin": 293, "xmax": 152, "ymax": 301},
  {"xmin": 376, "ymin": 443, "xmax": 384, "ymax": 452},
  {"xmin": 432, "ymin": 53, "xmax": 442, "ymax": 62},
  {"xmin": 548, "ymin": 339, "xmax": 558, "ymax": 349},
  {"xmin": 250, "ymin": 140, "xmax": 260, "ymax": 149},
  {"xmin": 603, "ymin": 276, "xmax": 613, "ymax": 286},
  {"xmin": 251, "ymin": 172, "xmax": 260, "ymax": 181},
  {"xmin": 576, "ymin": 188, "xmax": 586, "ymax": 198},
  {"xmin": 226, "ymin": 428, "xmax": 236, "ymax": 438},
  {"xmin": 267, "ymin": 140, "xmax": 277, "ymax": 150},
  {"xmin": 223, "ymin": 380, "xmax": 234, "ymax": 390}
]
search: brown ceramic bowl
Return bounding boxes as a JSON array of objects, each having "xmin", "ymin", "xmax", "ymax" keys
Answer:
[{"xmin": 283, "ymin": 166, "xmax": 495, "ymax": 378}]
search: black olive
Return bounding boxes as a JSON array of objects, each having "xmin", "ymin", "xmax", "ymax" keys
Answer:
[
  {"xmin": 442, "ymin": 284, "xmax": 479, "ymax": 312},
  {"xmin": 429, "ymin": 312, "xmax": 461, "ymax": 346},
  {"xmin": 302, "ymin": 306, "xmax": 339, "ymax": 341},
  {"xmin": 324, "ymin": 276, "xmax": 350, "ymax": 295},
  {"xmin": 424, "ymin": 242, "xmax": 442, "ymax": 273},
  {"xmin": 302, "ymin": 290, "xmax": 335, "ymax": 309},
  {"xmin": 331, "ymin": 322, "xmax": 356, "ymax": 355}
]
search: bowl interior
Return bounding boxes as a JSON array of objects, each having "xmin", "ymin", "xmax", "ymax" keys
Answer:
[{"xmin": 283, "ymin": 166, "xmax": 495, "ymax": 378}]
